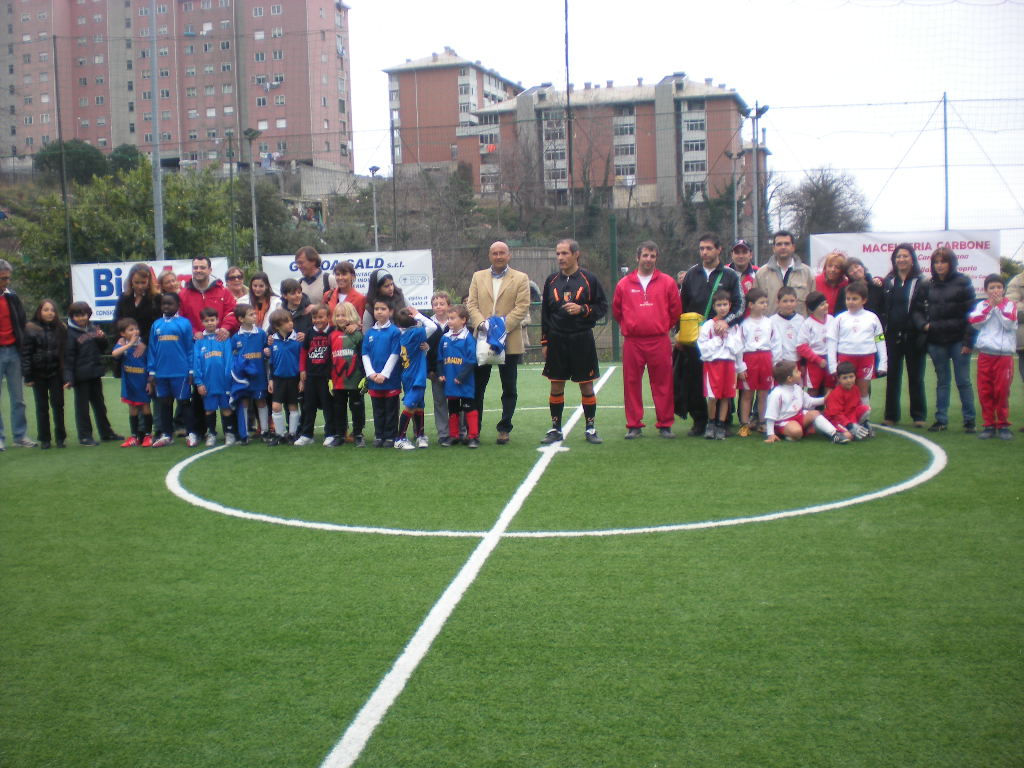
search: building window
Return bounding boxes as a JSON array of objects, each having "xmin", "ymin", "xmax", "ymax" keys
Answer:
[
  {"xmin": 256, "ymin": 96, "xmax": 266, "ymax": 107},
  {"xmin": 544, "ymin": 148, "xmax": 565, "ymax": 162},
  {"xmin": 686, "ymin": 99, "xmax": 705, "ymax": 110},
  {"xmin": 683, "ymin": 140, "xmax": 706, "ymax": 153},
  {"xmin": 257, "ymin": 119, "xmax": 268, "ymax": 130},
  {"xmin": 613, "ymin": 123, "xmax": 635, "ymax": 136},
  {"xmin": 252, "ymin": 6, "xmax": 263, "ymax": 16},
  {"xmin": 254, "ymin": 51, "xmax": 265, "ymax": 62},
  {"xmin": 684, "ymin": 181, "xmax": 705, "ymax": 199},
  {"xmin": 206, "ymin": 107, "xmax": 216, "ymax": 117},
  {"xmin": 204, "ymin": 85, "xmax": 214, "ymax": 95},
  {"xmin": 274, "ymin": 94, "xmax": 285, "ymax": 105},
  {"xmin": 272, "ymin": 49, "xmax": 282, "ymax": 60},
  {"xmin": 683, "ymin": 160, "xmax": 706, "ymax": 173},
  {"xmin": 275, "ymin": 118, "xmax": 286, "ymax": 128},
  {"xmin": 222, "ymin": 83, "xmax": 233, "ymax": 93},
  {"xmin": 187, "ymin": 109, "xmax": 198, "ymax": 119},
  {"xmin": 270, "ymin": 4, "xmax": 282, "ymax": 14},
  {"xmin": 186, "ymin": 86, "xmax": 197, "ymax": 97},
  {"xmin": 271, "ymin": 27, "xmax": 282, "ymax": 37},
  {"xmin": 684, "ymin": 119, "xmax": 705, "ymax": 132},
  {"xmin": 615, "ymin": 105, "xmax": 635, "ymax": 117},
  {"xmin": 95, "ymin": 95, "xmax": 104, "ymax": 105},
  {"xmin": 254, "ymin": 30, "xmax": 264, "ymax": 40}
]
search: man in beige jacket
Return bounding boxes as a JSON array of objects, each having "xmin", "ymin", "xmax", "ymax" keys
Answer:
[{"xmin": 467, "ymin": 241, "xmax": 532, "ymax": 444}]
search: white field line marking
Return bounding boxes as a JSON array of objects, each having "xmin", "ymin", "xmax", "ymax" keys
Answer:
[
  {"xmin": 319, "ymin": 366, "xmax": 617, "ymax": 768},
  {"xmin": 505, "ymin": 425, "xmax": 948, "ymax": 537}
]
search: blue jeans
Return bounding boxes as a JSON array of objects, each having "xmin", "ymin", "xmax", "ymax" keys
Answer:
[
  {"xmin": 929, "ymin": 342, "xmax": 975, "ymax": 425},
  {"xmin": 0, "ymin": 344, "xmax": 28, "ymax": 441}
]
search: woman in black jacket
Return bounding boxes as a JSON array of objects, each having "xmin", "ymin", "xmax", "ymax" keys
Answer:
[
  {"xmin": 113, "ymin": 263, "xmax": 161, "ymax": 347},
  {"xmin": 837, "ymin": 258, "xmax": 885, "ymax": 319},
  {"xmin": 21, "ymin": 299, "xmax": 67, "ymax": 448},
  {"xmin": 882, "ymin": 244, "xmax": 928, "ymax": 426},
  {"xmin": 914, "ymin": 247, "xmax": 976, "ymax": 432}
]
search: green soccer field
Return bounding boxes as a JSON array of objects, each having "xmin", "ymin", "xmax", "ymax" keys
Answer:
[{"xmin": 2, "ymin": 364, "xmax": 1022, "ymax": 768}]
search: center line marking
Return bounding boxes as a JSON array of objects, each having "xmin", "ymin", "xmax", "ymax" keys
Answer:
[{"xmin": 319, "ymin": 366, "xmax": 617, "ymax": 768}]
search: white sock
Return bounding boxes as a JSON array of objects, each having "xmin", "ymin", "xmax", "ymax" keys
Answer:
[
  {"xmin": 813, "ymin": 414, "xmax": 837, "ymax": 436},
  {"xmin": 861, "ymin": 395, "xmax": 870, "ymax": 407},
  {"xmin": 288, "ymin": 410, "xmax": 300, "ymax": 435},
  {"xmin": 257, "ymin": 404, "xmax": 269, "ymax": 433},
  {"xmin": 272, "ymin": 410, "xmax": 286, "ymax": 435}
]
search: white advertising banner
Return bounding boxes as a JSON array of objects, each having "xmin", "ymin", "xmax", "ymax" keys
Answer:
[
  {"xmin": 809, "ymin": 230, "xmax": 1000, "ymax": 294},
  {"xmin": 71, "ymin": 258, "xmax": 229, "ymax": 322},
  {"xmin": 262, "ymin": 250, "xmax": 434, "ymax": 309}
]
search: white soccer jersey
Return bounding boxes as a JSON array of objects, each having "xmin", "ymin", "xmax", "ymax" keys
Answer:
[
  {"xmin": 770, "ymin": 312, "xmax": 804, "ymax": 363},
  {"xmin": 796, "ymin": 315, "xmax": 833, "ymax": 366},
  {"xmin": 764, "ymin": 383, "xmax": 824, "ymax": 431},
  {"xmin": 828, "ymin": 308, "xmax": 887, "ymax": 373},
  {"xmin": 697, "ymin": 319, "xmax": 744, "ymax": 363},
  {"xmin": 740, "ymin": 315, "xmax": 775, "ymax": 354}
]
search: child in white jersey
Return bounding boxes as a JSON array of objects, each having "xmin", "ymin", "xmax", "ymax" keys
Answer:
[
  {"xmin": 968, "ymin": 274, "xmax": 1018, "ymax": 439},
  {"xmin": 828, "ymin": 280, "xmax": 888, "ymax": 406},
  {"xmin": 737, "ymin": 287, "xmax": 774, "ymax": 436},
  {"xmin": 697, "ymin": 290, "xmax": 743, "ymax": 440},
  {"xmin": 797, "ymin": 291, "xmax": 836, "ymax": 396},
  {"xmin": 770, "ymin": 286, "xmax": 804, "ymax": 364},
  {"xmin": 764, "ymin": 361, "xmax": 849, "ymax": 444}
]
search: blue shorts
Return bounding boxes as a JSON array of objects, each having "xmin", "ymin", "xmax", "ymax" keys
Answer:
[
  {"xmin": 402, "ymin": 385, "xmax": 426, "ymax": 410},
  {"xmin": 203, "ymin": 393, "xmax": 231, "ymax": 412},
  {"xmin": 155, "ymin": 376, "xmax": 191, "ymax": 401}
]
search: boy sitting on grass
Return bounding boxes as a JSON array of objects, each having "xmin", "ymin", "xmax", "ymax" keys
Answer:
[
  {"xmin": 824, "ymin": 360, "xmax": 873, "ymax": 441},
  {"xmin": 764, "ymin": 361, "xmax": 849, "ymax": 444}
]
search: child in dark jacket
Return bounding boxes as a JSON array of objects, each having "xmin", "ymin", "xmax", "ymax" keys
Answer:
[
  {"xmin": 22, "ymin": 298, "xmax": 67, "ymax": 448},
  {"xmin": 64, "ymin": 301, "xmax": 121, "ymax": 445}
]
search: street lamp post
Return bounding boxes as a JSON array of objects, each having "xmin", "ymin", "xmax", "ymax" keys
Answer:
[
  {"xmin": 751, "ymin": 102, "xmax": 769, "ymax": 266},
  {"xmin": 225, "ymin": 130, "xmax": 237, "ymax": 265},
  {"xmin": 724, "ymin": 149, "xmax": 745, "ymax": 245},
  {"xmin": 369, "ymin": 165, "xmax": 380, "ymax": 251},
  {"xmin": 243, "ymin": 127, "xmax": 262, "ymax": 268}
]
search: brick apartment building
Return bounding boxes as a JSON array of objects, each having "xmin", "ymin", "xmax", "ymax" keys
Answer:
[{"xmin": 2, "ymin": 0, "xmax": 354, "ymax": 174}]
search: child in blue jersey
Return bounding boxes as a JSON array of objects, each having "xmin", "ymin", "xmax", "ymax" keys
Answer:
[
  {"xmin": 438, "ymin": 304, "xmax": 480, "ymax": 448},
  {"xmin": 194, "ymin": 307, "xmax": 237, "ymax": 447},
  {"xmin": 266, "ymin": 308, "xmax": 303, "ymax": 445},
  {"xmin": 361, "ymin": 298, "xmax": 402, "ymax": 447},
  {"xmin": 147, "ymin": 292, "xmax": 194, "ymax": 447},
  {"xmin": 229, "ymin": 304, "xmax": 269, "ymax": 442},
  {"xmin": 393, "ymin": 305, "xmax": 440, "ymax": 450},
  {"xmin": 112, "ymin": 318, "xmax": 153, "ymax": 446}
]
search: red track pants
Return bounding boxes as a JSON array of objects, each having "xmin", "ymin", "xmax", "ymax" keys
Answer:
[
  {"xmin": 622, "ymin": 335, "xmax": 675, "ymax": 429},
  {"xmin": 977, "ymin": 353, "xmax": 1013, "ymax": 427}
]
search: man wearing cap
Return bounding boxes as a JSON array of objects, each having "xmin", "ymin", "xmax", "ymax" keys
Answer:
[
  {"xmin": 728, "ymin": 239, "xmax": 759, "ymax": 296},
  {"xmin": 755, "ymin": 230, "xmax": 813, "ymax": 315},
  {"xmin": 466, "ymin": 241, "xmax": 531, "ymax": 444},
  {"xmin": 612, "ymin": 241, "xmax": 681, "ymax": 439}
]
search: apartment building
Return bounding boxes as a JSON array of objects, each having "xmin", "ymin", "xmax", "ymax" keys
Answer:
[
  {"xmin": 384, "ymin": 47, "xmax": 522, "ymax": 170},
  {"xmin": 2, "ymin": 0, "xmax": 353, "ymax": 173}
]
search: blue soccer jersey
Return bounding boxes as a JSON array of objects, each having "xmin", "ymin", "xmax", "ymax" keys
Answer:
[
  {"xmin": 193, "ymin": 333, "xmax": 233, "ymax": 395},
  {"xmin": 439, "ymin": 328, "xmax": 476, "ymax": 399},
  {"xmin": 399, "ymin": 324, "xmax": 429, "ymax": 392},
  {"xmin": 268, "ymin": 331, "xmax": 302, "ymax": 378},
  {"xmin": 147, "ymin": 315, "xmax": 194, "ymax": 378},
  {"xmin": 231, "ymin": 326, "xmax": 268, "ymax": 390},
  {"xmin": 363, "ymin": 322, "xmax": 402, "ymax": 391},
  {"xmin": 116, "ymin": 341, "xmax": 150, "ymax": 404}
]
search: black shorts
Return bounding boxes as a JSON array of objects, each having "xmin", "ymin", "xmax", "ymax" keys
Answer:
[
  {"xmin": 543, "ymin": 330, "xmax": 600, "ymax": 383},
  {"xmin": 271, "ymin": 376, "xmax": 300, "ymax": 406}
]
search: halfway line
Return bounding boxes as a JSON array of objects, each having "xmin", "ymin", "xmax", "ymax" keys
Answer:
[{"xmin": 319, "ymin": 366, "xmax": 617, "ymax": 768}]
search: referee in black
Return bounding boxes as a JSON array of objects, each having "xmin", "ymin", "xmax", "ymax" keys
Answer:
[{"xmin": 540, "ymin": 239, "xmax": 609, "ymax": 445}]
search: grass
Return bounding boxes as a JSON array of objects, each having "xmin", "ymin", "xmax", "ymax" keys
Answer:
[{"xmin": 2, "ymin": 363, "xmax": 1022, "ymax": 767}]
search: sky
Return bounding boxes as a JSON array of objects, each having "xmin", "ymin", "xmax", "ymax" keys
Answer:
[{"xmin": 344, "ymin": 0, "xmax": 1024, "ymax": 259}]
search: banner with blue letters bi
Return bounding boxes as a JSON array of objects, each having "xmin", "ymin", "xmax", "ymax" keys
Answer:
[{"xmin": 71, "ymin": 259, "xmax": 229, "ymax": 322}]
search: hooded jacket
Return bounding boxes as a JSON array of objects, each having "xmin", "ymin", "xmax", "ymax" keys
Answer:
[
  {"xmin": 22, "ymin": 320, "xmax": 65, "ymax": 381},
  {"xmin": 65, "ymin": 319, "xmax": 108, "ymax": 383},
  {"xmin": 913, "ymin": 252, "xmax": 976, "ymax": 347}
]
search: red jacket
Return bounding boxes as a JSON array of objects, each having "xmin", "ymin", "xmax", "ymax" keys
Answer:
[
  {"xmin": 178, "ymin": 278, "xmax": 239, "ymax": 335},
  {"xmin": 612, "ymin": 269, "xmax": 682, "ymax": 338},
  {"xmin": 824, "ymin": 385, "xmax": 862, "ymax": 424}
]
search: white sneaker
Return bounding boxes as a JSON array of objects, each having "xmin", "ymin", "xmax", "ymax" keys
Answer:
[
  {"xmin": 293, "ymin": 435, "xmax": 313, "ymax": 446},
  {"xmin": 14, "ymin": 436, "xmax": 37, "ymax": 448},
  {"xmin": 186, "ymin": 432, "xmax": 199, "ymax": 447},
  {"xmin": 0, "ymin": 438, "xmax": 6, "ymax": 451},
  {"xmin": 152, "ymin": 435, "xmax": 172, "ymax": 448},
  {"xmin": 224, "ymin": 432, "xmax": 238, "ymax": 447},
  {"xmin": 205, "ymin": 433, "xmax": 217, "ymax": 447},
  {"xmin": 394, "ymin": 438, "xmax": 415, "ymax": 451},
  {"xmin": 323, "ymin": 436, "xmax": 337, "ymax": 447},
  {"xmin": 415, "ymin": 435, "xmax": 429, "ymax": 449}
]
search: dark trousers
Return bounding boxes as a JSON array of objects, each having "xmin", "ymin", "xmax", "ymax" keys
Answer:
[
  {"xmin": 369, "ymin": 392, "xmax": 399, "ymax": 441},
  {"xmin": 473, "ymin": 354, "xmax": 521, "ymax": 434},
  {"xmin": 332, "ymin": 389, "xmax": 365, "ymax": 437},
  {"xmin": 884, "ymin": 333, "xmax": 927, "ymax": 423},
  {"xmin": 31, "ymin": 375, "xmax": 66, "ymax": 444},
  {"xmin": 73, "ymin": 377, "xmax": 113, "ymax": 440},
  {"xmin": 300, "ymin": 376, "xmax": 335, "ymax": 438},
  {"xmin": 158, "ymin": 396, "xmax": 192, "ymax": 438},
  {"xmin": 672, "ymin": 344, "xmax": 707, "ymax": 428}
]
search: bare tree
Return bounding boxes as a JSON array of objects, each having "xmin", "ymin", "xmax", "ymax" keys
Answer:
[{"xmin": 783, "ymin": 167, "xmax": 871, "ymax": 248}]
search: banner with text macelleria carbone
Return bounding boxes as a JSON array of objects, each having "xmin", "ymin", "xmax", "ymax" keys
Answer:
[
  {"xmin": 71, "ymin": 258, "xmax": 229, "ymax": 323},
  {"xmin": 809, "ymin": 230, "xmax": 999, "ymax": 294},
  {"xmin": 262, "ymin": 250, "xmax": 434, "ymax": 310}
]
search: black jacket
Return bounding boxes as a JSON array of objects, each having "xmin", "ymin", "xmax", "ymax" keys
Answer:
[
  {"xmin": 21, "ymin": 321, "xmax": 65, "ymax": 382},
  {"xmin": 65, "ymin": 320, "xmax": 108, "ymax": 383},
  {"xmin": 680, "ymin": 262, "xmax": 744, "ymax": 325},
  {"xmin": 837, "ymin": 275, "xmax": 885, "ymax": 323},
  {"xmin": 882, "ymin": 273, "xmax": 925, "ymax": 337},
  {"xmin": 913, "ymin": 269, "xmax": 976, "ymax": 347},
  {"xmin": 113, "ymin": 292, "xmax": 162, "ymax": 340}
]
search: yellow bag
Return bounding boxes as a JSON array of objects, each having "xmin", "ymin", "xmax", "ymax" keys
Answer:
[{"xmin": 675, "ymin": 312, "xmax": 704, "ymax": 345}]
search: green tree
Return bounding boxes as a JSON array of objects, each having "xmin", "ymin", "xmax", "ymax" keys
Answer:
[
  {"xmin": 108, "ymin": 144, "xmax": 143, "ymax": 175},
  {"xmin": 32, "ymin": 139, "xmax": 108, "ymax": 184}
]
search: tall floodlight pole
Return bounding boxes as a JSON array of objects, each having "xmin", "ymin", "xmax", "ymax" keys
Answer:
[
  {"xmin": 225, "ymin": 130, "xmax": 237, "ymax": 265},
  {"xmin": 751, "ymin": 102, "xmax": 769, "ymax": 266},
  {"xmin": 369, "ymin": 165, "xmax": 380, "ymax": 251},
  {"xmin": 150, "ymin": 0, "xmax": 165, "ymax": 259},
  {"xmin": 724, "ymin": 149, "xmax": 743, "ymax": 244},
  {"xmin": 243, "ymin": 128, "xmax": 262, "ymax": 268}
]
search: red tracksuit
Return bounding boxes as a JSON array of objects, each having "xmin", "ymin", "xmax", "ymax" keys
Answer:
[{"xmin": 612, "ymin": 269, "xmax": 682, "ymax": 429}]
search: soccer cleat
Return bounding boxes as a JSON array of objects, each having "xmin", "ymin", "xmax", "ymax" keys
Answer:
[
  {"xmin": 394, "ymin": 438, "xmax": 415, "ymax": 451},
  {"xmin": 738, "ymin": 425, "xmax": 751, "ymax": 438},
  {"xmin": 323, "ymin": 436, "xmax": 337, "ymax": 447},
  {"xmin": 79, "ymin": 437, "xmax": 98, "ymax": 446},
  {"xmin": 496, "ymin": 431, "xmax": 510, "ymax": 445},
  {"xmin": 927, "ymin": 422, "xmax": 947, "ymax": 432},
  {"xmin": 14, "ymin": 436, "xmax": 38, "ymax": 448},
  {"xmin": 353, "ymin": 435, "xmax": 366, "ymax": 448},
  {"xmin": 293, "ymin": 435, "xmax": 313, "ymax": 446},
  {"xmin": 141, "ymin": 435, "xmax": 153, "ymax": 447},
  {"xmin": 832, "ymin": 431, "xmax": 851, "ymax": 444},
  {"xmin": 704, "ymin": 423, "xmax": 717, "ymax": 440},
  {"xmin": 205, "ymin": 433, "xmax": 217, "ymax": 447},
  {"xmin": 224, "ymin": 432, "xmax": 238, "ymax": 447},
  {"xmin": 997, "ymin": 427, "xmax": 1013, "ymax": 441},
  {"xmin": 186, "ymin": 432, "xmax": 199, "ymax": 448},
  {"xmin": 963, "ymin": 421, "xmax": 976, "ymax": 434},
  {"xmin": 715, "ymin": 423, "xmax": 727, "ymax": 440},
  {"xmin": 151, "ymin": 435, "xmax": 172, "ymax": 448},
  {"xmin": 438, "ymin": 437, "xmax": 454, "ymax": 447},
  {"xmin": 540, "ymin": 429, "xmax": 564, "ymax": 445},
  {"xmin": 624, "ymin": 427, "xmax": 643, "ymax": 440},
  {"xmin": 120, "ymin": 436, "xmax": 139, "ymax": 447},
  {"xmin": 466, "ymin": 437, "xmax": 480, "ymax": 449},
  {"xmin": 978, "ymin": 427, "xmax": 996, "ymax": 440},
  {"xmin": 584, "ymin": 429, "xmax": 603, "ymax": 444},
  {"xmin": 416, "ymin": 435, "xmax": 429, "ymax": 449},
  {"xmin": 658, "ymin": 427, "xmax": 676, "ymax": 439}
]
